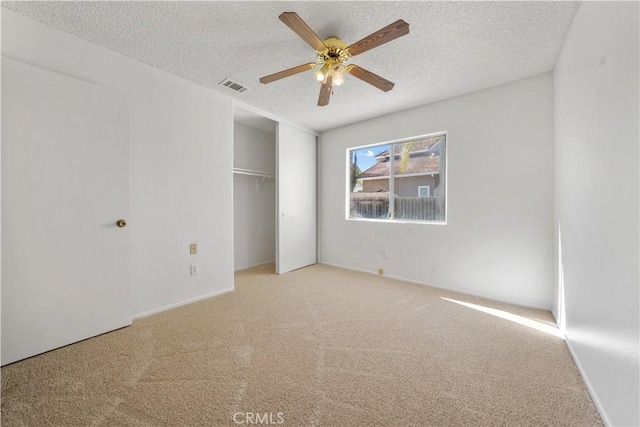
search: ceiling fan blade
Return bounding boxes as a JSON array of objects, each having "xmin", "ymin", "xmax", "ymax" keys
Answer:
[
  {"xmin": 279, "ymin": 12, "xmax": 327, "ymax": 52},
  {"xmin": 318, "ymin": 75, "xmax": 333, "ymax": 106},
  {"xmin": 347, "ymin": 65, "xmax": 395, "ymax": 92},
  {"xmin": 346, "ymin": 19, "xmax": 409, "ymax": 56},
  {"xmin": 259, "ymin": 62, "xmax": 317, "ymax": 84}
]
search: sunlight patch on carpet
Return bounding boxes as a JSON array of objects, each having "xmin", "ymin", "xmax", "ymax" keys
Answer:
[{"xmin": 441, "ymin": 297, "xmax": 565, "ymax": 339}]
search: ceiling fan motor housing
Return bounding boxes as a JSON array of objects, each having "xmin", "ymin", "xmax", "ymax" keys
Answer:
[{"xmin": 317, "ymin": 37, "xmax": 350, "ymax": 66}]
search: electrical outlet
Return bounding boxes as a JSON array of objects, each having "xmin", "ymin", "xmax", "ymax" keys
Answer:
[
  {"xmin": 190, "ymin": 243, "xmax": 197, "ymax": 255},
  {"xmin": 190, "ymin": 264, "xmax": 199, "ymax": 275},
  {"xmin": 382, "ymin": 250, "xmax": 387, "ymax": 259}
]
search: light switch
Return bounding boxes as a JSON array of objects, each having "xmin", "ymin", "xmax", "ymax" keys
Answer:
[{"xmin": 190, "ymin": 243, "xmax": 197, "ymax": 255}]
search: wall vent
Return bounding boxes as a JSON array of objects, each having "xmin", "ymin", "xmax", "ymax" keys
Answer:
[{"xmin": 219, "ymin": 78, "xmax": 249, "ymax": 93}]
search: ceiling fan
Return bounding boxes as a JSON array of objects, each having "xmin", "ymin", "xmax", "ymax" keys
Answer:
[{"xmin": 259, "ymin": 12, "xmax": 409, "ymax": 106}]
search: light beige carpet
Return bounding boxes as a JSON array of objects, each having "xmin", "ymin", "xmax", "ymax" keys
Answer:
[{"xmin": 2, "ymin": 263, "xmax": 602, "ymax": 426}]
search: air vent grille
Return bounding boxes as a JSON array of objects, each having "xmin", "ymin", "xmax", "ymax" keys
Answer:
[{"xmin": 219, "ymin": 78, "xmax": 249, "ymax": 93}]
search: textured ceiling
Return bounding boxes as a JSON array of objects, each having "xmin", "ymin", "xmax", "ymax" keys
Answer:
[{"xmin": 3, "ymin": 1, "xmax": 580, "ymax": 132}]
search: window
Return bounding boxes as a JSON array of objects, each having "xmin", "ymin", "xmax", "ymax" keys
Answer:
[
  {"xmin": 347, "ymin": 133, "xmax": 446, "ymax": 223},
  {"xmin": 418, "ymin": 186, "xmax": 431, "ymax": 197}
]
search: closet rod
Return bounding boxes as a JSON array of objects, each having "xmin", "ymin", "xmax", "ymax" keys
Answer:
[{"xmin": 233, "ymin": 167, "xmax": 275, "ymax": 179}]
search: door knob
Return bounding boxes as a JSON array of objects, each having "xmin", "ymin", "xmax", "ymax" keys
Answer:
[{"xmin": 116, "ymin": 219, "xmax": 127, "ymax": 228}]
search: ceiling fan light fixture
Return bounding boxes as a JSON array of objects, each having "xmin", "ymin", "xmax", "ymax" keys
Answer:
[
  {"xmin": 315, "ymin": 63, "xmax": 330, "ymax": 82},
  {"xmin": 331, "ymin": 64, "xmax": 347, "ymax": 86}
]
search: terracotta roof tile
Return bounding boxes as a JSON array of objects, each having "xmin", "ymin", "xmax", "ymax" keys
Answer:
[
  {"xmin": 374, "ymin": 136, "xmax": 443, "ymax": 159},
  {"xmin": 360, "ymin": 153, "xmax": 440, "ymax": 178},
  {"xmin": 360, "ymin": 135, "xmax": 444, "ymax": 178}
]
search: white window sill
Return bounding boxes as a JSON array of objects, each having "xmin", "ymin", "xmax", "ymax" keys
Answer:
[{"xmin": 345, "ymin": 217, "xmax": 447, "ymax": 225}]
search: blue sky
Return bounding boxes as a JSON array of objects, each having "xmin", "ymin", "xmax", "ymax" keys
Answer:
[{"xmin": 352, "ymin": 144, "xmax": 389, "ymax": 172}]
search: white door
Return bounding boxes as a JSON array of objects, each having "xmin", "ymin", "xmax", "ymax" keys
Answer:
[
  {"xmin": 1, "ymin": 58, "xmax": 131, "ymax": 365},
  {"xmin": 276, "ymin": 123, "xmax": 317, "ymax": 274}
]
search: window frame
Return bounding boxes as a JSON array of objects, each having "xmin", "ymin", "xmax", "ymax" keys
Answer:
[
  {"xmin": 418, "ymin": 185, "xmax": 431, "ymax": 198},
  {"xmin": 345, "ymin": 131, "xmax": 448, "ymax": 225}
]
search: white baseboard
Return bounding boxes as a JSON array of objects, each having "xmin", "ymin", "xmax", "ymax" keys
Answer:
[
  {"xmin": 133, "ymin": 286, "xmax": 235, "ymax": 320},
  {"xmin": 564, "ymin": 338, "xmax": 611, "ymax": 426},
  {"xmin": 318, "ymin": 261, "xmax": 552, "ymax": 312},
  {"xmin": 234, "ymin": 260, "xmax": 275, "ymax": 272}
]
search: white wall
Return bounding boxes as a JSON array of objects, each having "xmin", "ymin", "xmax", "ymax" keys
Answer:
[
  {"xmin": 2, "ymin": 9, "xmax": 235, "ymax": 317},
  {"xmin": 233, "ymin": 123, "xmax": 276, "ymax": 270},
  {"xmin": 554, "ymin": 2, "xmax": 639, "ymax": 425},
  {"xmin": 319, "ymin": 73, "xmax": 555, "ymax": 309}
]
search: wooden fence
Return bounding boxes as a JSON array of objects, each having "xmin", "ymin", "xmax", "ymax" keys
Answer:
[
  {"xmin": 350, "ymin": 193, "xmax": 445, "ymax": 221},
  {"xmin": 395, "ymin": 196, "xmax": 445, "ymax": 221},
  {"xmin": 350, "ymin": 193, "xmax": 390, "ymax": 219}
]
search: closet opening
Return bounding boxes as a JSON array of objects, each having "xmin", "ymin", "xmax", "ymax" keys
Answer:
[{"xmin": 233, "ymin": 107, "xmax": 277, "ymax": 273}]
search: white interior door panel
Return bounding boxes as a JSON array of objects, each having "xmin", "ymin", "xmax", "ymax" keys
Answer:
[
  {"xmin": 1, "ymin": 57, "xmax": 131, "ymax": 365},
  {"xmin": 276, "ymin": 123, "xmax": 316, "ymax": 274}
]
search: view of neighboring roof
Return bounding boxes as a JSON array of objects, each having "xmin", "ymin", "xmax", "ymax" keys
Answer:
[
  {"xmin": 373, "ymin": 135, "xmax": 444, "ymax": 159},
  {"xmin": 359, "ymin": 136, "xmax": 443, "ymax": 178}
]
